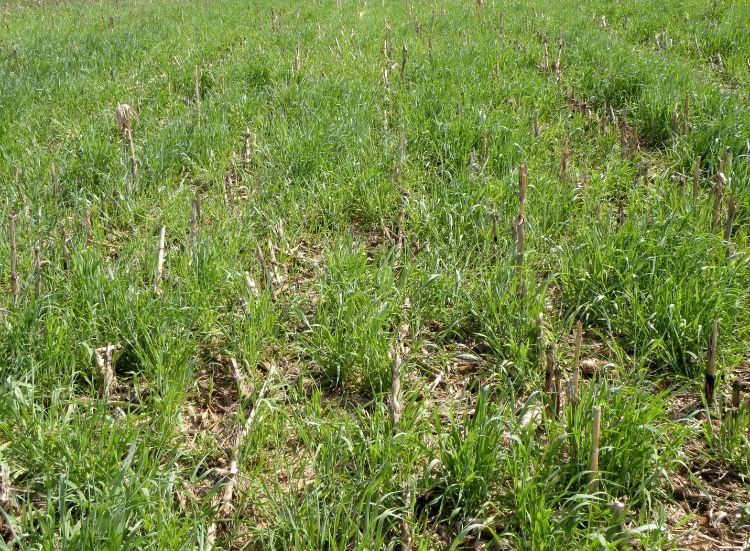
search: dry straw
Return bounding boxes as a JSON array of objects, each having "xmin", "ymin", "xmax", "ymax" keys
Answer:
[
  {"xmin": 481, "ymin": 128, "xmax": 488, "ymax": 166},
  {"xmin": 60, "ymin": 227, "xmax": 70, "ymax": 271},
  {"xmin": 397, "ymin": 127, "xmax": 406, "ymax": 176},
  {"xmin": 9, "ymin": 215, "xmax": 18, "ymax": 301},
  {"xmin": 572, "ymin": 320, "xmax": 582, "ymax": 404},
  {"xmin": 553, "ymin": 39, "xmax": 563, "ymax": 83},
  {"xmin": 255, "ymin": 243, "xmax": 278, "ymax": 299},
  {"xmin": 267, "ymin": 238, "xmax": 283, "ymax": 289},
  {"xmin": 207, "ymin": 361, "xmax": 276, "ymax": 551},
  {"xmin": 194, "ymin": 64, "xmax": 201, "ymax": 112},
  {"xmin": 692, "ymin": 156, "xmax": 701, "ymax": 201},
  {"xmin": 589, "ymin": 405, "xmax": 601, "ymax": 491},
  {"xmin": 396, "ymin": 191, "xmax": 408, "ymax": 258},
  {"xmin": 468, "ymin": 150, "xmax": 479, "ymax": 176},
  {"xmin": 554, "ymin": 363, "xmax": 562, "ymax": 418},
  {"xmin": 559, "ymin": 132, "xmax": 570, "ymax": 178},
  {"xmin": 242, "ymin": 129, "xmax": 254, "ymax": 165},
  {"xmin": 95, "ymin": 343, "xmax": 119, "ymax": 399},
  {"xmin": 711, "ymin": 175, "xmax": 725, "ymax": 232},
  {"xmin": 724, "ymin": 196, "xmax": 736, "ymax": 241},
  {"xmin": 33, "ymin": 246, "xmax": 41, "ymax": 300},
  {"xmin": 704, "ymin": 320, "xmax": 719, "ymax": 408},
  {"xmin": 400, "ymin": 44, "xmax": 408, "ymax": 80},
  {"xmin": 513, "ymin": 164, "xmax": 528, "ymax": 293},
  {"xmin": 544, "ymin": 344, "xmax": 555, "ymax": 418},
  {"xmin": 190, "ymin": 196, "xmax": 200, "ymax": 246},
  {"xmin": 389, "ymin": 325, "xmax": 409, "ymax": 426},
  {"xmin": 115, "ymin": 104, "xmax": 138, "ymax": 180},
  {"xmin": 154, "ymin": 225, "xmax": 166, "ymax": 294},
  {"xmin": 50, "ymin": 162, "xmax": 59, "ymax": 199}
]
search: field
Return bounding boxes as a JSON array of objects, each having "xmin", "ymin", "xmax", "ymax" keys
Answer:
[{"xmin": 1, "ymin": 0, "xmax": 750, "ymax": 548}]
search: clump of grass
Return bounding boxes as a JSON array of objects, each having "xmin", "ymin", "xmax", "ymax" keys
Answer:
[
  {"xmin": 1, "ymin": 0, "xmax": 749, "ymax": 547},
  {"xmin": 305, "ymin": 238, "xmax": 400, "ymax": 394},
  {"xmin": 422, "ymin": 388, "xmax": 510, "ymax": 524},
  {"xmin": 559, "ymin": 199, "xmax": 750, "ymax": 375}
]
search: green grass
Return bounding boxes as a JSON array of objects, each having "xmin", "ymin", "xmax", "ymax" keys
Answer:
[{"xmin": 1, "ymin": 0, "xmax": 749, "ymax": 548}]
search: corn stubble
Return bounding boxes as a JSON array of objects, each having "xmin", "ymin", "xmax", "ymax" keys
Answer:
[{"xmin": 1, "ymin": 0, "xmax": 750, "ymax": 549}]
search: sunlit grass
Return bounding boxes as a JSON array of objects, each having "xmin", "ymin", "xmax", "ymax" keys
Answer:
[{"xmin": 0, "ymin": 0, "xmax": 748, "ymax": 548}]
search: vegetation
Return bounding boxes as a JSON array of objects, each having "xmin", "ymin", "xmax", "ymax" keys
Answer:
[{"xmin": 0, "ymin": 0, "xmax": 749, "ymax": 548}]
